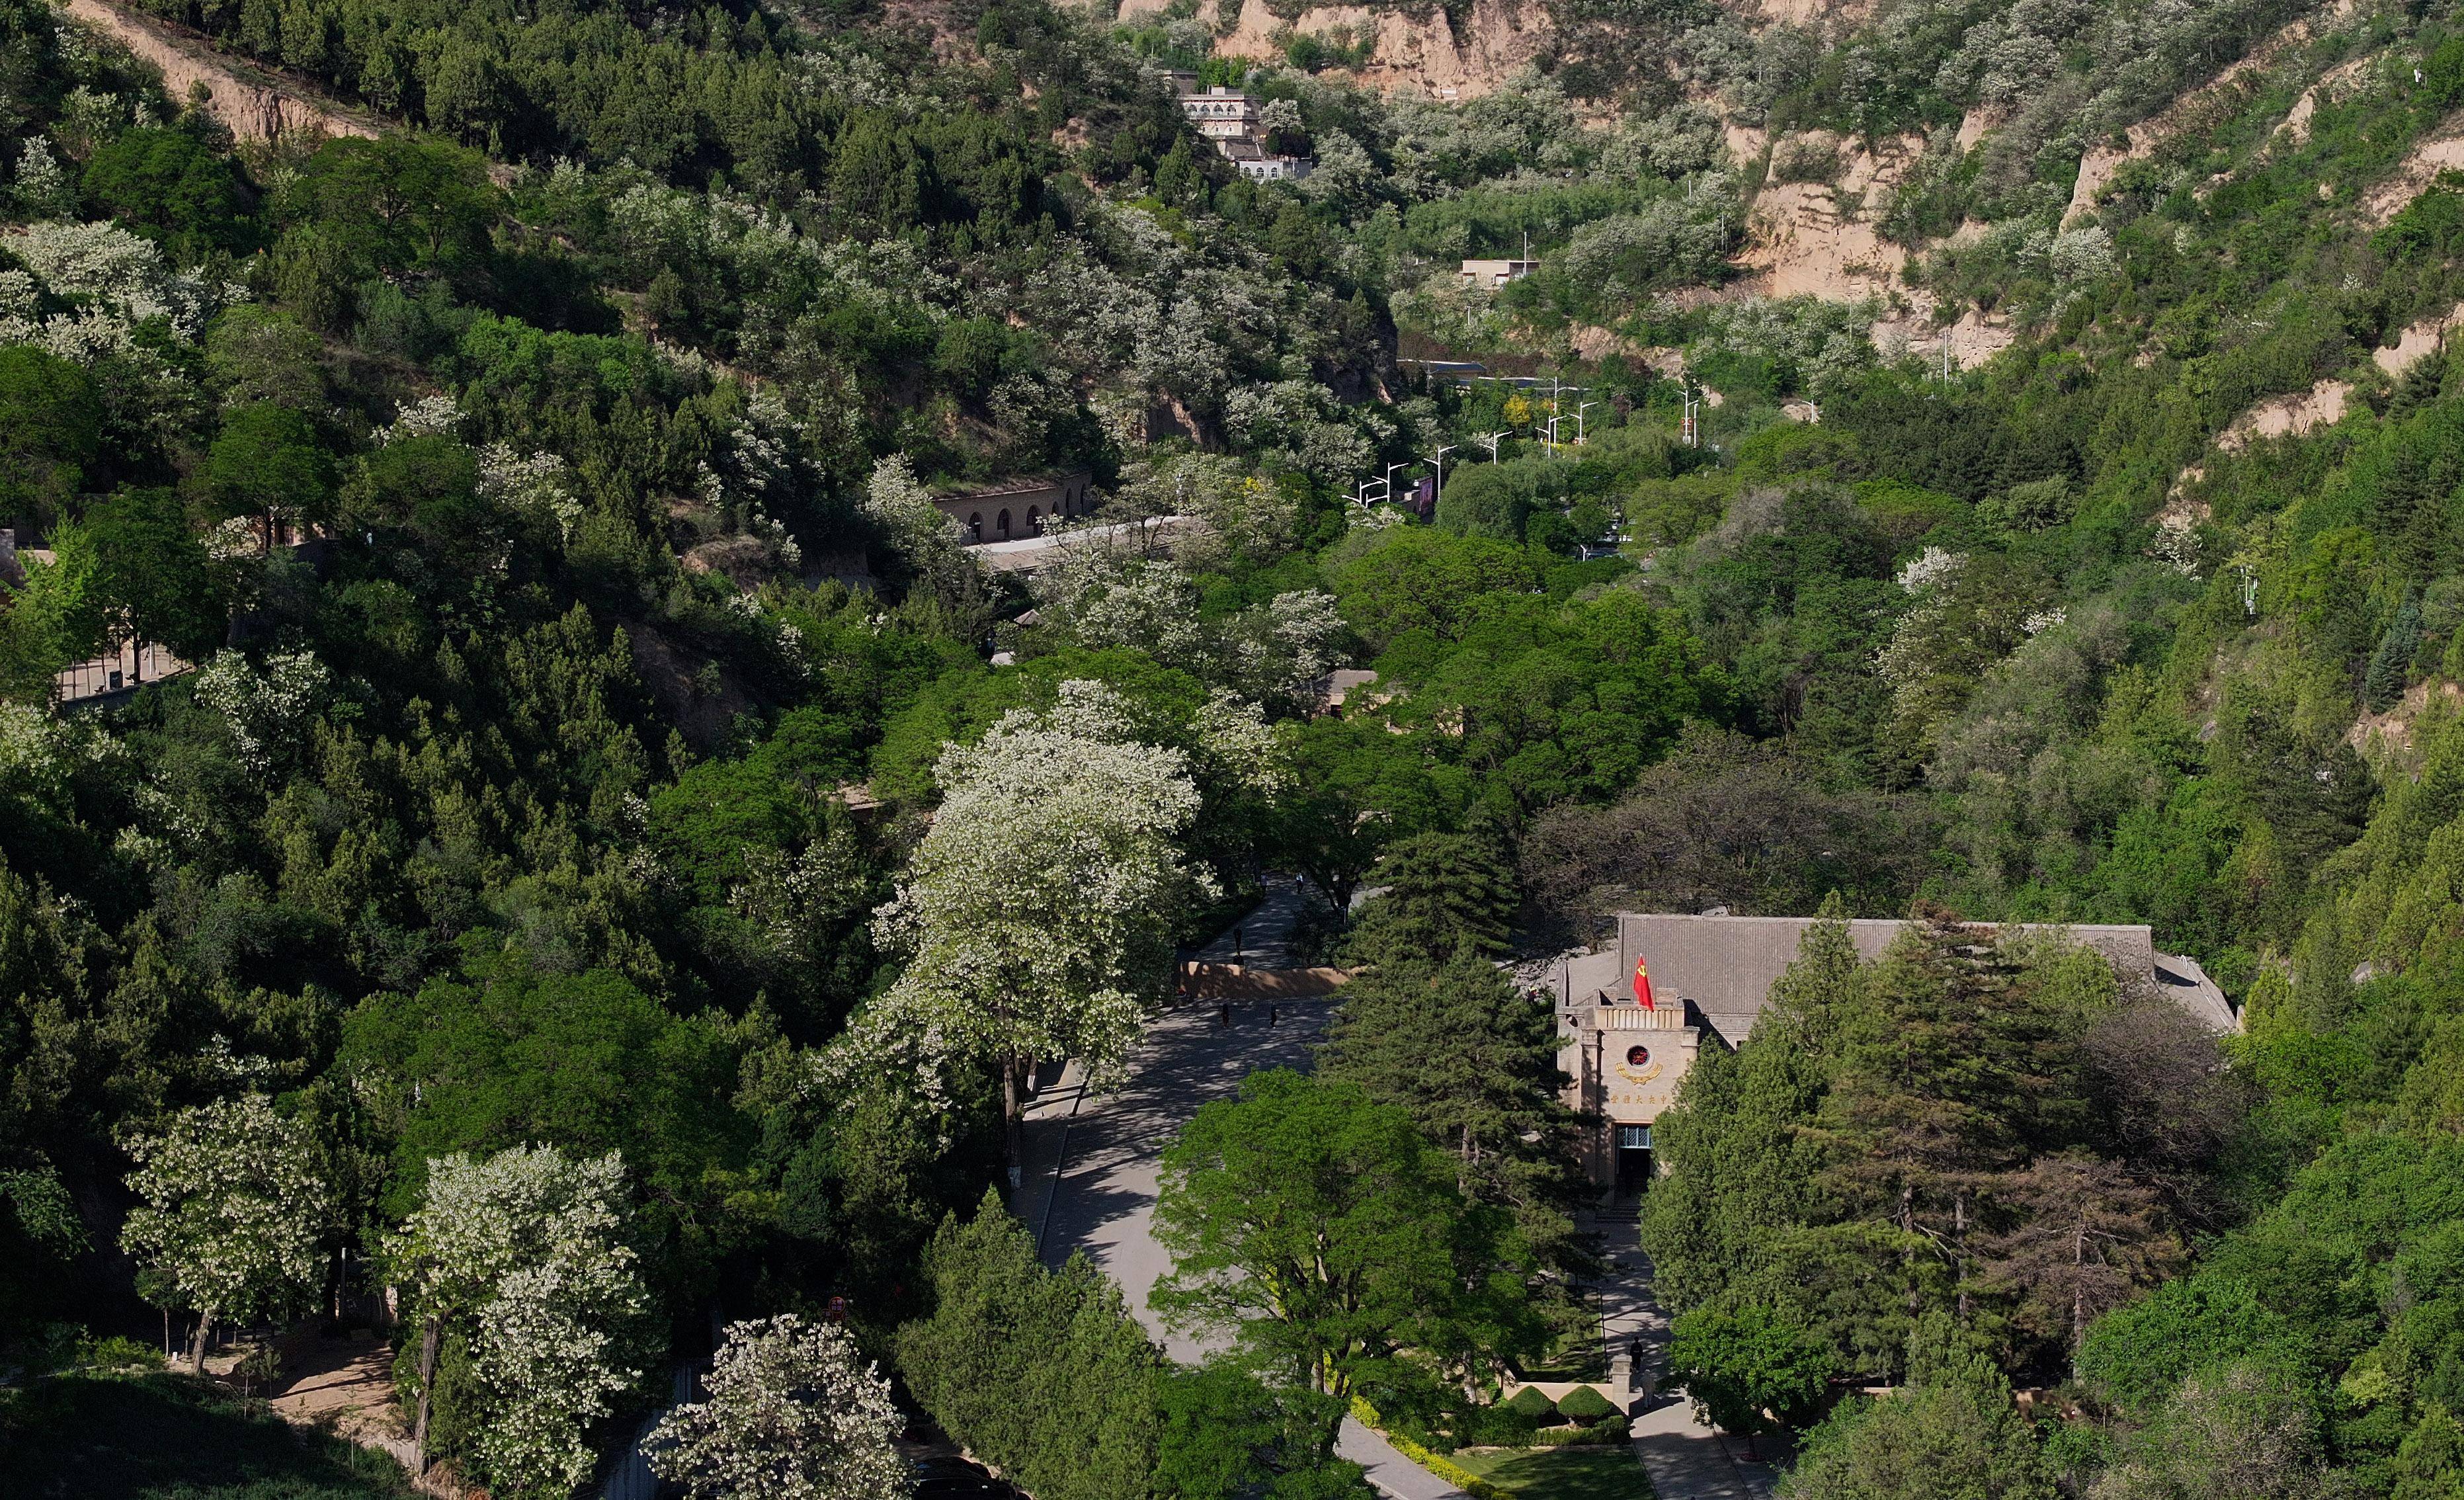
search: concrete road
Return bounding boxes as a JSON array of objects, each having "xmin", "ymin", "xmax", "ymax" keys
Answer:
[
  {"xmin": 1018, "ymin": 997, "xmax": 1335, "ymax": 1360},
  {"xmin": 1015, "ymin": 992, "xmax": 1473, "ymax": 1499}
]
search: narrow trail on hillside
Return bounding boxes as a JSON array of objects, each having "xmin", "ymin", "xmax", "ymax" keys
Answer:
[{"xmin": 58, "ymin": 0, "xmax": 382, "ymax": 143}]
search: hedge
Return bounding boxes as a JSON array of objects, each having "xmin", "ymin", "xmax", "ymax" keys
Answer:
[
  {"xmin": 1350, "ymin": 1396, "xmax": 1510, "ymax": 1500},
  {"xmin": 1557, "ymin": 1384, "xmax": 1618, "ymax": 1422},
  {"xmin": 1535, "ymin": 1415, "xmax": 1633, "ymax": 1446},
  {"xmin": 1504, "ymin": 1386, "xmax": 1561, "ymax": 1420}
]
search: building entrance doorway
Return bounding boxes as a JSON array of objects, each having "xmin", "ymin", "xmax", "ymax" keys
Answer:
[{"xmin": 1614, "ymin": 1124, "xmax": 1653, "ymax": 1197}]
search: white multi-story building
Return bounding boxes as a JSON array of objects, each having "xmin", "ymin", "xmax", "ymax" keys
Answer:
[
  {"xmin": 1176, "ymin": 85, "xmax": 1313, "ymax": 179},
  {"xmin": 1178, "ymin": 87, "xmax": 1258, "ymax": 140}
]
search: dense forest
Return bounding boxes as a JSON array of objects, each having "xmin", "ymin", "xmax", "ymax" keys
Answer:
[{"xmin": 5, "ymin": 0, "xmax": 2464, "ymax": 1493}]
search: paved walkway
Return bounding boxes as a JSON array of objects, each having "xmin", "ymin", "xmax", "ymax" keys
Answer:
[
  {"xmin": 1594, "ymin": 1210, "xmax": 1778, "ymax": 1500},
  {"xmin": 1019, "ymin": 877, "xmax": 1473, "ymax": 1499},
  {"xmin": 1189, "ymin": 873, "xmax": 1321, "ymax": 970}
]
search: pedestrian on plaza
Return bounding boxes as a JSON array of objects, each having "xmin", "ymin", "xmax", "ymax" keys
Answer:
[
  {"xmin": 1218, "ymin": 1002, "xmax": 1230, "ymax": 1029},
  {"xmin": 1269, "ymin": 1005, "xmax": 1278, "ymax": 1027}
]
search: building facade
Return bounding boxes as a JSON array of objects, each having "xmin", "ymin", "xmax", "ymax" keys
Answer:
[
  {"xmin": 1173, "ymin": 85, "xmax": 1314, "ymax": 180},
  {"xmin": 1460, "ymin": 257, "xmax": 1542, "ymax": 290},
  {"xmin": 930, "ymin": 471, "xmax": 1095, "ymax": 545},
  {"xmin": 1178, "ymin": 87, "xmax": 1259, "ymax": 140},
  {"xmin": 1545, "ymin": 913, "xmax": 2237, "ymax": 1194}
]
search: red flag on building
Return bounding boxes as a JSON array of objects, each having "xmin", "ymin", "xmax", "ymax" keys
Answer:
[{"xmin": 1632, "ymin": 954, "xmax": 1655, "ymax": 1011}]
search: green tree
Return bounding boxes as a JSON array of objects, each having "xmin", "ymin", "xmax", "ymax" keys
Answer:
[
  {"xmin": 0, "ymin": 346, "xmax": 103, "ymax": 531},
  {"xmin": 286, "ymin": 134, "xmax": 497, "ymax": 276},
  {"xmin": 897, "ymin": 1192, "xmax": 1161, "ymax": 1500},
  {"xmin": 1667, "ymin": 1304, "xmax": 1836, "ymax": 1452},
  {"xmin": 81, "ymin": 126, "xmax": 256, "ymax": 257},
  {"xmin": 339, "ymin": 963, "xmax": 755, "ymax": 1282},
  {"xmin": 1317, "ymin": 950, "xmax": 1588, "ymax": 1272},
  {"xmin": 204, "ymin": 403, "xmax": 336, "ymax": 554},
  {"xmin": 1786, "ymin": 1319, "xmax": 2051, "ymax": 1500},
  {"xmin": 1151, "ymin": 1069, "xmax": 1534, "ymax": 1428},
  {"xmin": 83, "ymin": 487, "xmax": 224, "ymax": 667},
  {"xmin": 1344, "ymin": 831, "xmax": 1519, "ymax": 962},
  {"xmin": 0, "ymin": 517, "xmax": 99, "ymax": 698},
  {"xmin": 2087, "ymin": 1362, "xmax": 2337, "ymax": 1500},
  {"xmin": 1156, "ymin": 1361, "xmax": 1374, "ymax": 1500}
]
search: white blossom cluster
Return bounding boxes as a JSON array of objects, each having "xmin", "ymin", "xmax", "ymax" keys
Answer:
[
  {"xmin": 192, "ymin": 649, "xmax": 336, "ymax": 775},
  {"xmin": 2150, "ymin": 511, "xmax": 2202, "ymax": 576},
  {"xmin": 0, "ymin": 221, "xmax": 224, "ymax": 362},
  {"xmin": 2020, "ymin": 225, "xmax": 2117, "ymax": 286},
  {"xmin": 394, "ymin": 1146, "xmax": 649, "ymax": 1498},
  {"xmin": 857, "ymin": 680, "xmax": 1214, "ymax": 1093},
  {"xmin": 647, "ymin": 1315, "xmax": 911, "ymax": 1500},
  {"xmin": 1897, "ymin": 546, "xmax": 1963, "ymax": 593},
  {"xmin": 10, "ymin": 140, "xmax": 77, "ymax": 220},
  {"xmin": 862, "ymin": 454, "xmax": 965, "ymax": 560},
  {"xmin": 1030, "ymin": 541, "xmax": 1343, "ymax": 706},
  {"xmin": 478, "ymin": 444, "xmax": 585, "ymax": 540},
  {"xmin": 729, "ymin": 827, "xmax": 868, "ymax": 960},
  {"xmin": 1696, "ymin": 296, "xmax": 1884, "ymax": 400},
  {"xmin": 379, "ymin": 394, "xmax": 465, "ymax": 444},
  {"xmin": 120, "ymin": 1095, "xmax": 333, "ymax": 1346}
]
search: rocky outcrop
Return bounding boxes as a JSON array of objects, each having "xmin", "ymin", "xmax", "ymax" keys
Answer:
[
  {"xmin": 1204, "ymin": 0, "xmax": 1551, "ymax": 99},
  {"xmin": 1737, "ymin": 131, "xmax": 1923, "ymax": 300}
]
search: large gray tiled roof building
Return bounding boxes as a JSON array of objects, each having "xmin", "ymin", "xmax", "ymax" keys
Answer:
[{"xmin": 1541, "ymin": 914, "xmax": 2237, "ymax": 1192}]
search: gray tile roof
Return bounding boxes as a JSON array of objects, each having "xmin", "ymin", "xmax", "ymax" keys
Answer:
[{"xmin": 1545, "ymin": 914, "xmax": 2234, "ymax": 1042}]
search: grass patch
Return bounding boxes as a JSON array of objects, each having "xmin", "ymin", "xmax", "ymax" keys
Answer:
[
  {"xmin": 0, "ymin": 1372, "xmax": 417, "ymax": 1499},
  {"xmin": 1453, "ymin": 1445, "xmax": 1655, "ymax": 1500}
]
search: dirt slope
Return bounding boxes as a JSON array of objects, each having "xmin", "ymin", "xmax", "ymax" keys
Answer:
[{"xmin": 60, "ymin": 0, "xmax": 381, "ymax": 142}]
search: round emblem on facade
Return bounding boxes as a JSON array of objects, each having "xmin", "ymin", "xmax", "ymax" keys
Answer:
[{"xmin": 1625, "ymin": 1045, "xmax": 1651, "ymax": 1067}]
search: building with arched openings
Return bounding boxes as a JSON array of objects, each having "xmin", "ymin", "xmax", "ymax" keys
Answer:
[{"xmin": 930, "ymin": 471, "xmax": 1095, "ymax": 546}]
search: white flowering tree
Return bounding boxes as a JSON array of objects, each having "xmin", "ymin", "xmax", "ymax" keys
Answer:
[
  {"xmin": 868, "ymin": 679, "xmax": 1210, "ymax": 1167},
  {"xmin": 391, "ymin": 1146, "xmax": 648, "ymax": 1495},
  {"xmin": 120, "ymin": 1093, "xmax": 333, "ymax": 1371},
  {"xmin": 647, "ymin": 1315, "xmax": 911, "ymax": 1500}
]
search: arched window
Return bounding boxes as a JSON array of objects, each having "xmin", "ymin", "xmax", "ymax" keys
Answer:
[
  {"xmin": 968, "ymin": 512, "xmax": 983, "ymax": 542},
  {"xmin": 997, "ymin": 508, "xmax": 1012, "ymax": 539},
  {"xmin": 1028, "ymin": 507, "xmax": 1042, "ymax": 534}
]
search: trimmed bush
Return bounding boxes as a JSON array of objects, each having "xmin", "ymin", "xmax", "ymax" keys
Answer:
[
  {"xmin": 1536, "ymin": 1415, "xmax": 1632, "ymax": 1446},
  {"xmin": 1503, "ymin": 1386, "xmax": 1561, "ymax": 1421},
  {"xmin": 1557, "ymin": 1384, "xmax": 1618, "ymax": 1423}
]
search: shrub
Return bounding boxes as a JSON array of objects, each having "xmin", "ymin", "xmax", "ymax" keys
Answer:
[
  {"xmin": 1535, "ymin": 1415, "xmax": 1632, "ymax": 1446},
  {"xmin": 1557, "ymin": 1384, "xmax": 1617, "ymax": 1423},
  {"xmin": 1503, "ymin": 1386, "xmax": 1560, "ymax": 1421}
]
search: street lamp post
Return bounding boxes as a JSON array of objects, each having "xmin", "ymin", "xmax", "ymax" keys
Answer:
[
  {"xmin": 1576, "ymin": 401, "xmax": 1596, "ymax": 446},
  {"xmin": 1481, "ymin": 430, "xmax": 1504, "ymax": 463},
  {"xmin": 1426, "ymin": 443, "xmax": 1455, "ymax": 513}
]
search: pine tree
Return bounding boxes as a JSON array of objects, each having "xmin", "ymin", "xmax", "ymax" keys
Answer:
[
  {"xmin": 1344, "ymin": 831, "xmax": 1520, "ymax": 963},
  {"xmin": 1641, "ymin": 897, "xmax": 1852, "ymax": 1315},
  {"xmin": 1317, "ymin": 950, "xmax": 1590, "ymax": 1274}
]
